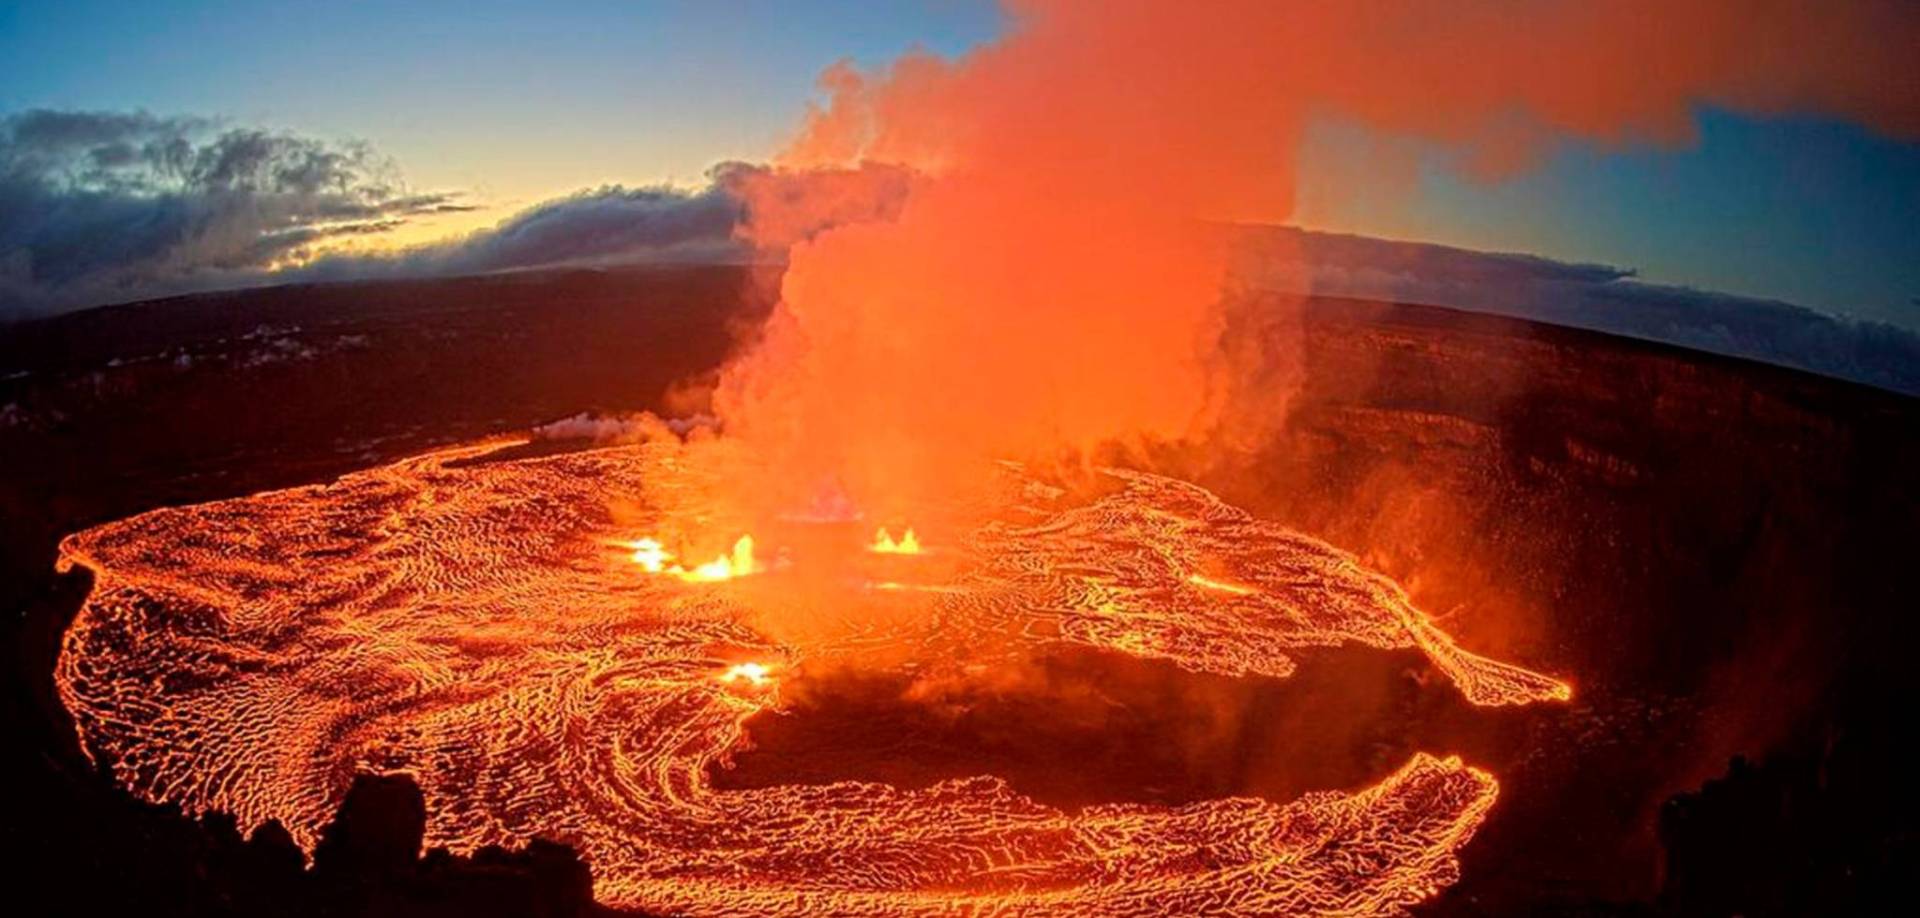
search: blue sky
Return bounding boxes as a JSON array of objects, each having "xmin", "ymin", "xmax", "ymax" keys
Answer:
[
  {"xmin": 1302, "ymin": 109, "xmax": 1920, "ymax": 325},
  {"xmin": 3, "ymin": 0, "xmax": 1916, "ymax": 326},
  {"xmin": 0, "ymin": 1, "xmax": 1004, "ymax": 201}
]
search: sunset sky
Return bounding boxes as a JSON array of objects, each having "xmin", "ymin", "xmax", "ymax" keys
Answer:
[{"xmin": 3, "ymin": 0, "xmax": 1916, "ymax": 325}]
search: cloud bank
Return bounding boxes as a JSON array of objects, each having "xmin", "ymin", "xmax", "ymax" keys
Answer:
[
  {"xmin": 294, "ymin": 161, "xmax": 909, "ymax": 283},
  {"xmin": 0, "ymin": 109, "xmax": 469, "ymax": 314},
  {"xmin": 0, "ymin": 109, "xmax": 913, "ymax": 318}
]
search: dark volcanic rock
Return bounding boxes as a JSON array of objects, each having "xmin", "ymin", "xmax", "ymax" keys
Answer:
[
  {"xmin": 306, "ymin": 774, "xmax": 596, "ymax": 918},
  {"xmin": 313, "ymin": 775, "xmax": 430, "ymax": 885}
]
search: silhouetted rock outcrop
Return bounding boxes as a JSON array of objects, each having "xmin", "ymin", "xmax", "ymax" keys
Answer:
[
  {"xmin": 313, "ymin": 774, "xmax": 430, "ymax": 885},
  {"xmin": 1, "ymin": 763, "xmax": 605, "ymax": 917},
  {"xmin": 1656, "ymin": 719, "xmax": 1909, "ymax": 917},
  {"xmin": 300, "ymin": 773, "xmax": 598, "ymax": 917}
]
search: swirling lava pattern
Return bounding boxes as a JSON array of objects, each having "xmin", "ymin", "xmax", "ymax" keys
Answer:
[{"xmin": 56, "ymin": 440, "xmax": 1567, "ymax": 916}]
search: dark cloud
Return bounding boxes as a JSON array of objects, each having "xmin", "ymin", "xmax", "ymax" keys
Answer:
[
  {"xmin": 1237, "ymin": 226, "xmax": 1920, "ymax": 396},
  {"xmin": 0, "ymin": 109, "xmax": 464, "ymax": 315},
  {"xmin": 296, "ymin": 179, "xmax": 746, "ymax": 283},
  {"xmin": 0, "ymin": 110, "xmax": 911, "ymax": 317},
  {"xmin": 295, "ymin": 161, "xmax": 910, "ymax": 282}
]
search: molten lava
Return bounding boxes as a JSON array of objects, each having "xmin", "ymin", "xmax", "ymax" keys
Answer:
[
  {"xmin": 55, "ymin": 438, "xmax": 1567, "ymax": 915},
  {"xmin": 1187, "ymin": 573, "xmax": 1257, "ymax": 596},
  {"xmin": 870, "ymin": 527, "xmax": 921, "ymax": 554},
  {"xmin": 720, "ymin": 662, "xmax": 775, "ymax": 688},
  {"xmin": 625, "ymin": 533, "xmax": 758, "ymax": 581}
]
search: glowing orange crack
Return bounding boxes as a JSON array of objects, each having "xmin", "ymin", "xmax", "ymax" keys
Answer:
[{"xmin": 1187, "ymin": 572, "xmax": 1256, "ymax": 595}]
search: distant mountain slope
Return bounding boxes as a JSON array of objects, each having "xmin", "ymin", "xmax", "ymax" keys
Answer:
[
  {"xmin": 1235, "ymin": 226, "xmax": 1920, "ymax": 396},
  {"xmin": 6, "ymin": 229, "xmax": 1916, "ymax": 399}
]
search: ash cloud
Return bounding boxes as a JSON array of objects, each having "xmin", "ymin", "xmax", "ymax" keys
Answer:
[{"xmin": 0, "ymin": 109, "xmax": 469, "ymax": 315}]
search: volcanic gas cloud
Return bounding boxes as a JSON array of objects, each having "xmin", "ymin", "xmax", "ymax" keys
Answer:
[
  {"xmin": 53, "ymin": 2, "xmax": 1920, "ymax": 915},
  {"xmin": 718, "ymin": 0, "xmax": 1920, "ymax": 516}
]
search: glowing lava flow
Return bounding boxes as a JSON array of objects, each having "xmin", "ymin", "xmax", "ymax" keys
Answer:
[{"xmin": 55, "ymin": 439, "xmax": 1566, "ymax": 915}]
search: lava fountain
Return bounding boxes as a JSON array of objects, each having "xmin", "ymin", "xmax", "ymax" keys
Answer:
[{"xmin": 56, "ymin": 435, "xmax": 1565, "ymax": 915}]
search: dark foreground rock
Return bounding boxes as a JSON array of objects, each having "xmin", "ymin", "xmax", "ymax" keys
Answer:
[{"xmin": 188, "ymin": 773, "xmax": 598, "ymax": 918}]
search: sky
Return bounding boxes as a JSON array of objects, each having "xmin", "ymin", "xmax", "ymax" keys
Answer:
[
  {"xmin": 1297, "ymin": 108, "xmax": 1920, "ymax": 325},
  {"xmin": 2, "ymin": 0, "xmax": 1916, "ymax": 327},
  {"xmin": 0, "ymin": 0, "xmax": 1004, "ymax": 240}
]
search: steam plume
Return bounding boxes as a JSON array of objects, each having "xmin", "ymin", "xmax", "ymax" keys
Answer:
[{"xmin": 715, "ymin": 0, "xmax": 1920, "ymax": 513}]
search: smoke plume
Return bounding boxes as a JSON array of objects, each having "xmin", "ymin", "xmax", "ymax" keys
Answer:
[{"xmin": 715, "ymin": 0, "xmax": 1920, "ymax": 514}]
